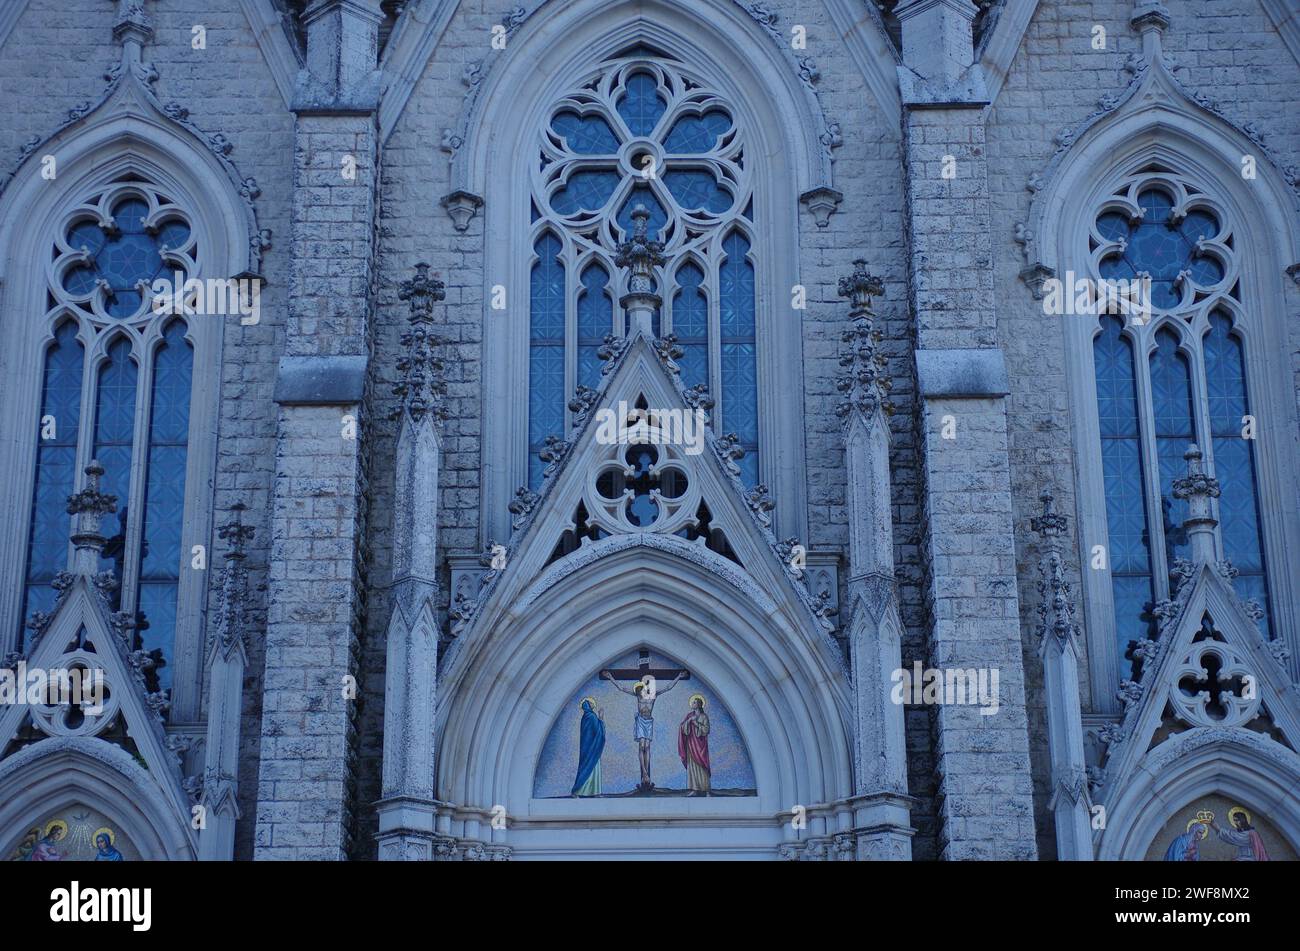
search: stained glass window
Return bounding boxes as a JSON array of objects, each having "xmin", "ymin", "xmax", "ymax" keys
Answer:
[
  {"xmin": 1093, "ymin": 315, "xmax": 1155, "ymax": 670},
  {"xmin": 136, "ymin": 320, "xmax": 193, "ymax": 691},
  {"xmin": 19, "ymin": 182, "xmax": 199, "ymax": 697},
  {"xmin": 529, "ymin": 233, "xmax": 566, "ymax": 487},
  {"xmin": 528, "ymin": 52, "xmax": 760, "ymax": 489},
  {"xmin": 19, "ymin": 322, "xmax": 84, "ymax": 646},
  {"xmin": 1090, "ymin": 170, "xmax": 1275, "ymax": 673},
  {"xmin": 1203, "ymin": 311, "xmax": 1270, "ymax": 636}
]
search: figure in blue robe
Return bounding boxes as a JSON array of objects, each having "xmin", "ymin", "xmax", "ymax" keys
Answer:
[
  {"xmin": 1163, "ymin": 823, "xmax": 1207, "ymax": 861},
  {"xmin": 571, "ymin": 699, "xmax": 606, "ymax": 797}
]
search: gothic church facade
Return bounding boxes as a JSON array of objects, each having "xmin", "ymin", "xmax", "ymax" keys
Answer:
[{"xmin": 0, "ymin": 0, "xmax": 1298, "ymax": 861}]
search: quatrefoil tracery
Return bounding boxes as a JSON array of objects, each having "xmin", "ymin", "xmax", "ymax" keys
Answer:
[
  {"xmin": 1169, "ymin": 640, "xmax": 1260, "ymax": 729},
  {"xmin": 584, "ymin": 428, "xmax": 701, "ymax": 536}
]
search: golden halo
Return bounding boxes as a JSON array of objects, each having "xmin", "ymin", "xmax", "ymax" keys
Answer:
[
  {"xmin": 633, "ymin": 681, "xmax": 646, "ymax": 694},
  {"xmin": 688, "ymin": 694, "xmax": 706, "ymax": 708},
  {"xmin": 93, "ymin": 827, "xmax": 115, "ymax": 847},
  {"xmin": 43, "ymin": 819, "xmax": 68, "ymax": 839},
  {"xmin": 1185, "ymin": 818, "xmax": 1210, "ymax": 835},
  {"xmin": 1228, "ymin": 806, "xmax": 1252, "ymax": 826},
  {"xmin": 579, "ymin": 696, "xmax": 598, "ymax": 711}
]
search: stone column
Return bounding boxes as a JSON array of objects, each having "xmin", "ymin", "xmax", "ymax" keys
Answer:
[
  {"xmin": 376, "ymin": 265, "xmax": 447, "ymax": 861},
  {"xmin": 836, "ymin": 263, "xmax": 914, "ymax": 860},
  {"xmin": 1030, "ymin": 493, "xmax": 1094, "ymax": 860},
  {"xmin": 897, "ymin": 0, "xmax": 1037, "ymax": 859},
  {"xmin": 199, "ymin": 505, "xmax": 254, "ymax": 861},
  {"xmin": 255, "ymin": 0, "xmax": 384, "ymax": 860}
]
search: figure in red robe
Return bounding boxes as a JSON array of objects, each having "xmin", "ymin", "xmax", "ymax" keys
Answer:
[{"xmin": 678, "ymin": 695, "xmax": 711, "ymax": 796}]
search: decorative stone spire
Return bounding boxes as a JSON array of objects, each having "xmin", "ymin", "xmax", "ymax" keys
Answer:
[
  {"xmin": 1171, "ymin": 443, "xmax": 1220, "ymax": 564},
  {"xmin": 836, "ymin": 261, "xmax": 893, "ymax": 419},
  {"xmin": 1031, "ymin": 492, "xmax": 1079, "ymax": 645},
  {"xmin": 67, "ymin": 461, "xmax": 119, "ymax": 575},
  {"xmin": 112, "ymin": 0, "xmax": 154, "ymax": 46},
  {"xmin": 212, "ymin": 503, "xmax": 255, "ymax": 660},
  {"xmin": 1029, "ymin": 488, "xmax": 1093, "ymax": 860},
  {"xmin": 1130, "ymin": 1, "xmax": 1172, "ymax": 62},
  {"xmin": 614, "ymin": 204, "xmax": 665, "ymax": 337},
  {"xmin": 393, "ymin": 262, "xmax": 449, "ymax": 424}
]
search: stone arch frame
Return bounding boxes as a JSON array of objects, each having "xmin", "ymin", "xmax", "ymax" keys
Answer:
[
  {"xmin": 1096, "ymin": 729, "xmax": 1300, "ymax": 860},
  {"xmin": 1032, "ymin": 114, "xmax": 1300, "ymax": 713},
  {"xmin": 435, "ymin": 541, "xmax": 855, "ymax": 858},
  {"xmin": 0, "ymin": 737, "xmax": 196, "ymax": 861},
  {"xmin": 470, "ymin": 0, "xmax": 830, "ymax": 547},
  {"xmin": 0, "ymin": 116, "xmax": 255, "ymax": 722}
]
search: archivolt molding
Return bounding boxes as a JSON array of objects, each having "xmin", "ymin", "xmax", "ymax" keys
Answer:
[
  {"xmin": 517, "ymin": 531, "xmax": 779, "ymax": 616},
  {"xmin": 443, "ymin": 334, "xmax": 845, "ymax": 681},
  {"xmin": 0, "ymin": 42, "xmax": 270, "ymax": 281},
  {"xmin": 1017, "ymin": 49, "xmax": 1300, "ymax": 281},
  {"xmin": 444, "ymin": 0, "xmax": 838, "ymax": 200},
  {"xmin": 1092, "ymin": 563, "xmax": 1300, "ymax": 818},
  {"xmin": 1095, "ymin": 727, "xmax": 1300, "ymax": 860},
  {"xmin": 0, "ymin": 737, "xmax": 196, "ymax": 861},
  {"xmin": 434, "ymin": 544, "xmax": 856, "ymax": 822}
]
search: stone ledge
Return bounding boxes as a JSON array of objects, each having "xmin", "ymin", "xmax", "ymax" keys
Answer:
[
  {"xmin": 915, "ymin": 348, "xmax": 1009, "ymax": 398},
  {"xmin": 274, "ymin": 354, "xmax": 367, "ymax": 405}
]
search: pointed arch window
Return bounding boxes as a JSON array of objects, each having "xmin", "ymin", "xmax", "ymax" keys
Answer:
[
  {"xmin": 18, "ymin": 180, "xmax": 198, "ymax": 696},
  {"xmin": 1088, "ymin": 168, "xmax": 1272, "ymax": 677},
  {"xmin": 526, "ymin": 50, "xmax": 759, "ymax": 488}
]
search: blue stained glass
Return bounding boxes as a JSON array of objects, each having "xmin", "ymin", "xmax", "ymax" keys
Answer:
[
  {"xmin": 135, "ymin": 582, "xmax": 176, "ymax": 691},
  {"xmin": 720, "ymin": 232, "xmax": 758, "ymax": 484},
  {"xmin": 663, "ymin": 170, "xmax": 732, "ymax": 213},
  {"xmin": 134, "ymin": 321, "xmax": 192, "ymax": 690},
  {"xmin": 62, "ymin": 199, "xmax": 184, "ymax": 318},
  {"xmin": 672, "ymin": 263, "xmax": 709, "ymax": 391},
  {"xmin": 616, "ymin": 186, "xmax": 668, "ymax": 239},
  {"xmin": 551, "ymin": 170, "xmax": 621, "ymax": 215},
  {"xmin": 93, "ymin": 337, "xmax": 138, "ymax": 588},
  {"xmin": 552, "ymin": 111, "xmax": 621, "ymax": 154},
  {"xmin": 1093, "ymin": 316, "xmax": 1154, "ymax": 674},
  {"xmin": 662, "ymin": 110, "xmax": 731, "ymax": 153},
  {"xmin": 20, "ymin": 322, "xmax": 84, "ymax": 646},
  {"xmin": 1204, "ymin": 313, "xmax": 1270, "ymax": 635},
  {"xmin": 1094, "ymin": 189, "xmax": 1224, "ymax": 311},
  {"xmin": 1150, "ymin": 330, "xmax": 1194, "ymax": 564},
  {"xmin": 576, "ymin": 265, "xmax": 611, "ymax": 391},
  {"xmin": 528, "ymin": 235, "xmax": 566, "ymax": 489},
  {"xmin": 617, "ymin": 72, "xmax": 666, "ymax": 137}
]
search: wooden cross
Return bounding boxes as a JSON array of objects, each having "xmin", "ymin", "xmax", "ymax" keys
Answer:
[{"xmin": 600, "ymin": 649, "xmax": 690, "ymax": 687}]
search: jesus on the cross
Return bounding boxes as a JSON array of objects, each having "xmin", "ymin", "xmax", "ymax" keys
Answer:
[{"xmin": 601, "ymin": 651, "xmax": 689, "ymax": 792}]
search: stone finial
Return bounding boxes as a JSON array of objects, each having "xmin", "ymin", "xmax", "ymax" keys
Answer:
[
  {"xmin": 393, "ymin": 263, "xmax": 449, "ymax": 424},
  {"xmin": 113, "ymin": 0, "xmax": 154, "ymax": 46},
  {"xmin": 1030, "ymin": 491, "xmax": 1069, "ymax": 543},
  {"xmin": 836, "ymin": 262, "xmax": 893, "ymax": 420},
  {"xmin": 837, "ymin": 259, "xmax": 884, "ymax": 315},
  {"xmin": 1031, "ymin": 491, "xmax": 1080, "ymax": 647},
  {"xmin": 67, "ymin": 461, "xmax": 119, "ymax": 572},
  {"xmin": 614, "ymin": 205, "xmax": 665, "ymax": 336},
  {"xmin": 212, "ymin": 503, "xmax": 255, "ymax": 659},
  {"xmin": 1171, "ymin": 443, "xmax": 1219, "ymax": 564}
]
